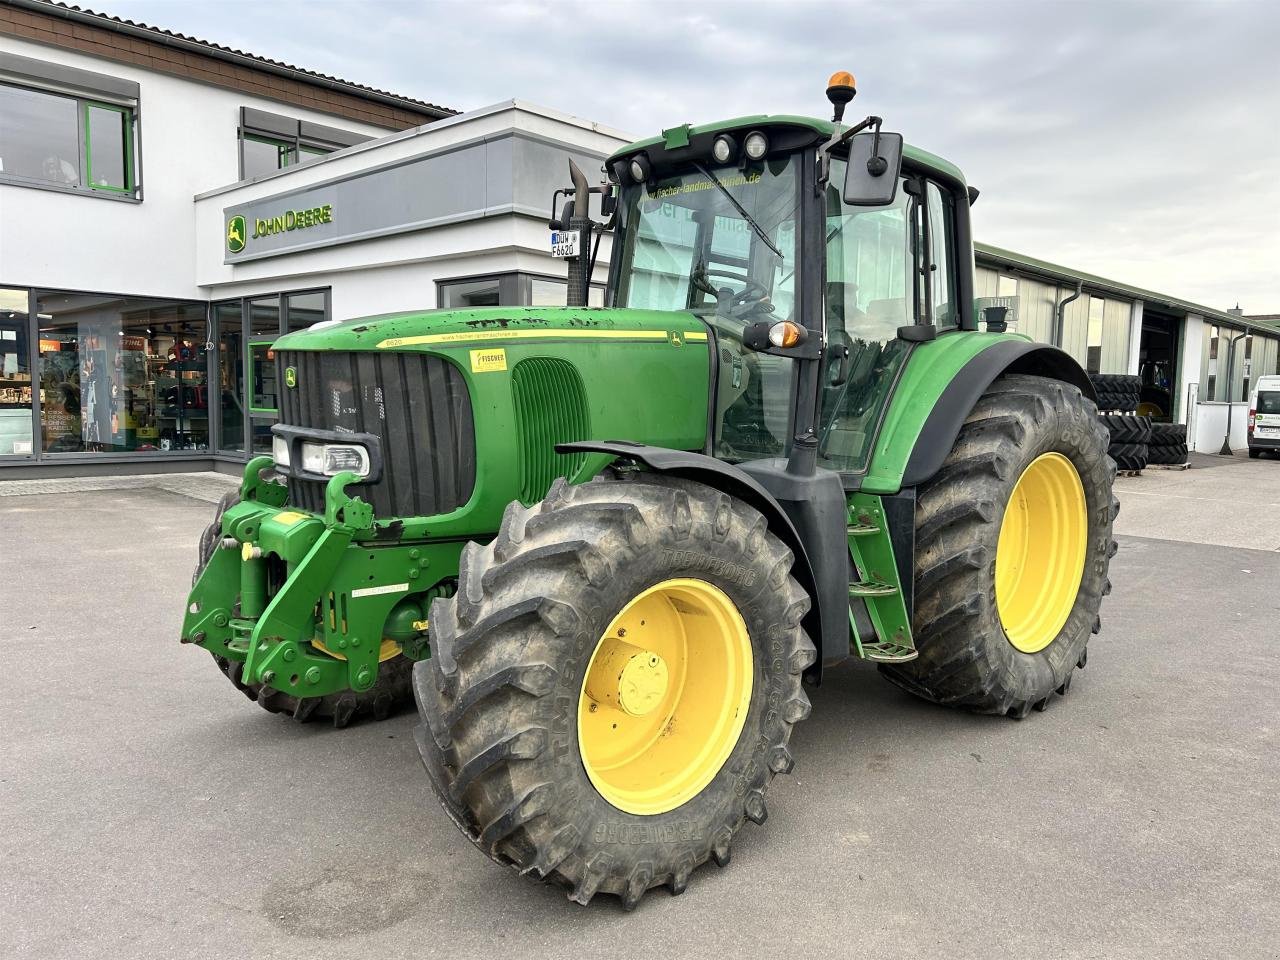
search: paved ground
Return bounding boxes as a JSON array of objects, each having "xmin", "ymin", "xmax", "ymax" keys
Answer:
[{"xmin": 2, "ymin": 456, "xmax": 1277, "ymax": 959}]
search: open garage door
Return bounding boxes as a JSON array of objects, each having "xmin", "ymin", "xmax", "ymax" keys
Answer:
[{"xmin": 1138, "ymin": 310, "xmax": 1180, "ymax": 422}]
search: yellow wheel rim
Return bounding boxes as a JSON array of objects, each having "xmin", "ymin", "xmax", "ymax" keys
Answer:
[
  {"xmin": 578, "ymin": 578, "xmax": 753, "ymax": 816},
  {"xmin": 995, "ymin": 452, "xmax": 1088, "ymax": 654}
]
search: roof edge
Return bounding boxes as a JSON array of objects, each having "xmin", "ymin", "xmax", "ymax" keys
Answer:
[
  {"xmin": 6, "ymin": 0, "xmax": 457, "ymax": 119},
  {"xmin": 975, "ymin": 241, "xmax": 1276, "ymax": 336}
]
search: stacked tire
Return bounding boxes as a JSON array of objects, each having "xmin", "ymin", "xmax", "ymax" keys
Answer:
[
  {"xmin": 1147, "ymin": 422, "xmax": 1189, "ymax": 465},
  {"xmin": 1099, "ymin": 413, "xmax": 1151, "ymax": 472},
  {"xmin": 1089, "ymin": 373, "xmax": 1142, "ymax": 414}
]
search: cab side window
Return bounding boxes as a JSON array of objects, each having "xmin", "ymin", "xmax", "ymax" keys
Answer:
[{"xmin": 925, "ymin": 181, "xmax": 959, "ymax": 330}]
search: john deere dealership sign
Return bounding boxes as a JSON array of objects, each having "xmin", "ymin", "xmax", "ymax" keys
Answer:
[
  {"xmin": 220, "ymin": 131, "xmax": 611, "ymax": 264},
  {"xmin": 225, "ymin": 206, "xmax": 334, "ymax": 256}
]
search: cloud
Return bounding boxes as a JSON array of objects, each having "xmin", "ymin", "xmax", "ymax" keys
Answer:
[{"xmin": 105, "ymin": 0, "xmax": 1280, "ymax": 310}]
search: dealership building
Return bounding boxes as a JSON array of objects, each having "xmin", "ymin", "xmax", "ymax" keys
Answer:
[{"xmin": 1, "ymin": 0, "xmax": 1276, "ymax": 477}]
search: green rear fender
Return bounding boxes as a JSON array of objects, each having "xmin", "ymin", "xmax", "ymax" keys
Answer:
[{"xmin": 863, "ymin": 333, "xmax": 1094, "ymax": 494}]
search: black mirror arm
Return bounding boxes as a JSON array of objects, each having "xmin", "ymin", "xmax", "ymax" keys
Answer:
[{"xmin": 817, "ymin": 114, "xmax": 883, "ymax": 188}]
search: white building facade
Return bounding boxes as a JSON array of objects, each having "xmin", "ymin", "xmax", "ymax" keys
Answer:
[{"xmin": 0, "ymin": 2, "xmax": 621, "ymax": 474}]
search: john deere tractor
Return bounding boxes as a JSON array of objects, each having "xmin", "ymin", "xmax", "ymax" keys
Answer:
[{"xmin": 184, "ymin": 74, "xmax": 1116, "ymax": 908}]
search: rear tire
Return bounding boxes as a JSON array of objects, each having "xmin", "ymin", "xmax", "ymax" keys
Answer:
[
  {"xmin": 413, "ymin": 473, "xmax": 815, "ymax": 908},
  {"xmin": 881, "ymin": 375, "xmax": 1117, "ymax": 717},
  {"xmin": 192, "ymin": 490, "xmax": 414, "ymax": 728}
]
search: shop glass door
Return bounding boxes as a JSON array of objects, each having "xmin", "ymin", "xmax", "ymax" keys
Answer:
[
  {"xmin": 247, "ymin": 296, "xmax": 281, "ymax": 455},
  {"xmin": 215, "ymin": 300, "xmax": 245, "ymax": 455}
]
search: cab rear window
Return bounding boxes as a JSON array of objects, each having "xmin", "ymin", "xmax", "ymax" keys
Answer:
[{"xmin": 1257, "ymin": 391, "xmax": 1280, "ymax": 415}]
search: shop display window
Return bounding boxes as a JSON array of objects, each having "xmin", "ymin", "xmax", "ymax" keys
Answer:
[
  {"xmin": 0, "ymin": 288, "xmax": 34, "ymax": 456},
  {"xmin": 36, "ymin": 292, "xmax": 208, "ymax": 453}
]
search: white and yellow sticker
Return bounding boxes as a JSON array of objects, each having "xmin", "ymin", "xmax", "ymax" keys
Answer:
[
  {"xmin": 351, "ymin": 582, "xmax": 409, "ymax": 599},
  {"xmin": 378, "ymin": 328, "xmax": 673, "ymax": 349},
  {"xmin": 470, "ymin": 347, "xmax": 508, "ymax": 373}
]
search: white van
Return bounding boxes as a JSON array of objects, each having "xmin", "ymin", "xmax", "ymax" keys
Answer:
[{"xmin": 1248, "ymin": 374, "xmax": 1280, "ymax": 459}]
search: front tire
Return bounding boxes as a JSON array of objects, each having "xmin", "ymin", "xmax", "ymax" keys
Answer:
[
  {"xmin": 882, "ymin": 375, "xmax": 1117, "ymax": 717},
  {"xmin": 413, "ymin": 473, "xmax": 815, "ymax": 908}
]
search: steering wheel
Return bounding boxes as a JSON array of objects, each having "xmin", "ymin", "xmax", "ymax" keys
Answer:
[{"xmin": 698, "ymin": 267, "xmax": 771, "ymax": 306}]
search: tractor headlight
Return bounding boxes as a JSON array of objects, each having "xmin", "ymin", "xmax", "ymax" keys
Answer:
[
  {"xmin": 629, "ymin": 153, "xmax": 651, "ymax": 183},
  {"xmin": 272, "ymin": 435, "xmax": 291, "ymax": 467},
  {"xmin": 712, "ymin": 134, "xmax": 737, "ymax": 164},
  {"xmin": 743, "ymin": 130, "xmax": 769, "ymax": 160},
  {"xmin": 300, "ymin": 441, "xmax": 371, "ymax": 478}
]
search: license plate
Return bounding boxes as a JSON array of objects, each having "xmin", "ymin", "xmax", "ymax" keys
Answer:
[
  {"xmin": 550, "ymin": 230, "xmax": 581, "ymax": 259},
  {"xmin": 1257, "ymin": 426, "xmax": 1279, "ymax": 437}
]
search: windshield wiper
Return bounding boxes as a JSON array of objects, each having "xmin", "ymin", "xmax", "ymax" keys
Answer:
[{"xmin": 692, "ymin": 161, "xmax": 784, "ymax": 260}]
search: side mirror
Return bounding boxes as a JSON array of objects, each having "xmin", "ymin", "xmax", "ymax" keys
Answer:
[{"xmin": 843, "ymin": 131, "xmax": 903, "ymax": 206}]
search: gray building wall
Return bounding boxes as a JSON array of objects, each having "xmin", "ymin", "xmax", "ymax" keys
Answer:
[{"xmin": 975, "ymin": 262, "xmax": 1132, "ymax": 374}]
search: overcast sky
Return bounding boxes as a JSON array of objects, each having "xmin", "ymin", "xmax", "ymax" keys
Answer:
[{"xmin": 106, "ymin": 0, "xmax": 1280, "ymax": 311}]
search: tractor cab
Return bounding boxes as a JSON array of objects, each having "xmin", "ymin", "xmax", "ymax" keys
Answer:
[{"xmin": 593, "ymin": 74, "xmax": 977, "ymax": 479}]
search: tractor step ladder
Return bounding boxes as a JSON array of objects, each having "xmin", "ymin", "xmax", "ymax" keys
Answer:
[{"xmin": 845, "ymin": 493, "xmax": 917, "ymax": 664}]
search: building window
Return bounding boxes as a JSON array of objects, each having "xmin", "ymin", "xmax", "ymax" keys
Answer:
[
  {"xmin": 1086, "ymin": 296, "xmax": 1105, "ymax": 374},
  {"xmin": 1209, "ymin": 325, "xmax": 1219, "ymax": 360},
  {"xmin": 85, "ymin": 102, "xmax": 133, "ymax": 192},
  {"xmin": 0, "ymin": 83, "xmax": 136, "ymax": 197},
  {"xmin": 237, "ymin": 107, "xmax": 370, "ymax": 181},
  {"xmin": 439, "ymin": 273, "xmax": 604, "ymax": 309},
  {"xmin": 36, "ymin": 292, "xmax": 207, "ymax": 453},
  {"xmin": 529, "ymin": 277, "xmax": 605, "ymax": 307},
  {"xmin": 241, "ymin": 135, "xmax": 296, "ymax": 179},
  {"xmin": 997, "ymin": 274, "xmax": 1018, "ymax": 298},
  {"xmin": 1207, "ymin": 374, "xmax": 1217, "ymax": 401}
]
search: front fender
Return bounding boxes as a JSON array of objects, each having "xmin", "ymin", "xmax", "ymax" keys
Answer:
[{"xmin": 863, "ymin": 334, "xmax": 1093, "ymax": 493}]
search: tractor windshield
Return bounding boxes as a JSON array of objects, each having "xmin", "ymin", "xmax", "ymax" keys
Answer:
[
  {"xmin": 613, "ymin": 155, "xmax": 800, "ymax": 324},
  {"xmin": 613, "ymin": 155, "xmax": 801, "ymax": 460}
]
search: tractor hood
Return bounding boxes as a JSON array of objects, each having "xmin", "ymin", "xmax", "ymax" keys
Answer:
[{"xmin": 273, "ymin": 305, "xmax": 708, "ymax": 353}]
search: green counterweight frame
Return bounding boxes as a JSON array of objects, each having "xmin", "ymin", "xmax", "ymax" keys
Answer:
[{"xmin": 182, "ymin": 457, "xmax": 462, "ymax": 699}]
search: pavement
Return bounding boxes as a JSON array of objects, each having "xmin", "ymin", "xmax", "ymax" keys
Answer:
[{"xmin": 1, "ymin": 455, "xmax": 1277, "ymax": 960}]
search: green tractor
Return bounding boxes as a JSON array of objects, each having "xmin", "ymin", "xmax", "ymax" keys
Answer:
[{"xmin": 184, "ymin": 74, "xmax": 1116, "ymax": 908}]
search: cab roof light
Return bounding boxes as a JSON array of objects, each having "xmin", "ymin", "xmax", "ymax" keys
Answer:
[
  {"xmin": 712, "ymin": 134, "xmax": 737, "ymax": 165},
  {"xmin": 629, "ymin": 153, "xmax": 652, "ymax": 184},
  {"xmin": 743, "ymin": 130, "xmax": 769, "ymax": 161}
]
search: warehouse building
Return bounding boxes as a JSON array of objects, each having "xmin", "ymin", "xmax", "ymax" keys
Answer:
[
  {"xmin": 974, "ymin": 246, "xmax": 1278, "ymax": 452},
  {"xmin": 2, "ymin": 0, "xmax": 1276, "ymax": 477}
]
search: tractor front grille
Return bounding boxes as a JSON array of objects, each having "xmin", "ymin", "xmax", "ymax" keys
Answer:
[{"xmin": 275, "ymin": 350, "xmax": 476, "ymax": 518}]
